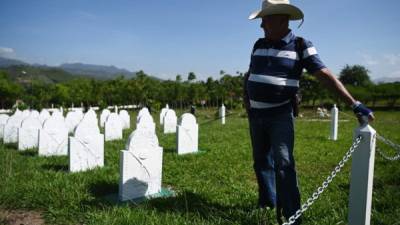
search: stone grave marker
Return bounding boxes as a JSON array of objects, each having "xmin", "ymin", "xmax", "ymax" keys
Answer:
[
  {"xmin": 100, "ymin": 109, "xmax": 111, "ymax": 128},
  {"xmin": 137, "ymin": 113, "xmax": 156, "ymax": 133},
  {"xmin": 119, "ymin": 128, "xmax": 163, "ymax": 201},
  {"xmin": 163, "ymin": 109, "xmax": 177, "ymax": 134},
  {"xmin": 177, "ymin": 113, "xmax": 198, "ymax": 154},
  {"xmin": 119, "ymin": 110, "xmax": 130, "ymax": 129},
  {"xmin": 69, "ymin": 116, "xmax": 104, "ymax": 172},
  {"xmin": 0, "ymin": 114, "xmax": 10, "ymax": 140},
  {"xmin": 65, "ymin": 111, "xmax": 83, "ymax": 134},
  {"xmin": 105, "ymin": 113, "xmax": 123, "ymax": 141},
  {"xmin": 39, "ymin": 109, "xmax": 51, "ymax": 125},
  {"xmin": 38, "ymin": 115, "xmax": 68, "ymax": 156},
  {"xmin": 18, "ymin": 116, "xmax": 42, "ymax": 150},
  {"xmin": 3, "ymin": 114, "xmax": 24, "ymax": 144}
]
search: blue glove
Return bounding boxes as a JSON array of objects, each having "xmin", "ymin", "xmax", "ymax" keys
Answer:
[{"xmin": 352, "ymin": 101, "xmax": 373, "ymax": 117}]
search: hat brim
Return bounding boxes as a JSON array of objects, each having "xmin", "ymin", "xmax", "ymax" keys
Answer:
[{"xmin": 249, "ymin": 4, "xmax": 304, "ymax": 20}]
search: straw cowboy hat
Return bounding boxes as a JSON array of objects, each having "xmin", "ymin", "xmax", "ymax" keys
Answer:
[{"xmin": 249, "ymin": 0, "xmax": 304, "ymax": 20}]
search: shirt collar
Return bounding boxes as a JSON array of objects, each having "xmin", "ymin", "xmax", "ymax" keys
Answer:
[{"xmin": 281, "ymin": 30, "xmax": 295, "ymax": 44}]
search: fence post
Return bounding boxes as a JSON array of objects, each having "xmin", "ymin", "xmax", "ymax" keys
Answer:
[
  {"xmin": 348, "ymin": 120, "xmax": 376, "ymax": 225},
  {"xmin": 330, "ymin": 104, "xmax": 338, "ymax": 140}
]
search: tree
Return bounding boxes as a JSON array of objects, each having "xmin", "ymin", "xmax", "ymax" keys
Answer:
[
  {"xmin": 187, "ymin": 72, "xmax": 196, "ymax": 82},
  {"xmin": 339, "ymin": 64, "xmax": 372, "ymax": 87}
]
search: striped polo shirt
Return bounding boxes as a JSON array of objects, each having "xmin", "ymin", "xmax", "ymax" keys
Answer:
[{"xmin": 247, "ymin": 31, "xmax": 326, "ymax": 114}]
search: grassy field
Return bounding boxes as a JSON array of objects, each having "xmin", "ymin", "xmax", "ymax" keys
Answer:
[{"xmin": 0, "ymin": 109, "xmax": 399, "ymax": 225}]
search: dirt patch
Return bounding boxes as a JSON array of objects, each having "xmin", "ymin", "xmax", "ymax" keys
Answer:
[{"xmin": 0, "ymin": 209, "xmax": 45, "ymax": 225}]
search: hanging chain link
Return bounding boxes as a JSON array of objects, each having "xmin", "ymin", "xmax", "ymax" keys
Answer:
[
  {"xmin": 376, "ymin": 134, "xmax": 400, "ymax": 161},
  {"xmin": 282, "ymin": 136, "xmax": 363, "ymax": 225}
]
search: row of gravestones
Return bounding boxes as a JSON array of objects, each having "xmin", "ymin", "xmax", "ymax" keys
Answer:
[
  {"xmin": 0, "ymin": 108, "xmax": 132, "ymax": 173},
  {"xmin": 1, "ymin": 106, "xmax": 198, "ymax": 202}
]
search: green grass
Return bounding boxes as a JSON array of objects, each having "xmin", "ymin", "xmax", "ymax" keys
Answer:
[{"xmin": 0, "ymin": 109, "xmax": 399, "ymax": 225}]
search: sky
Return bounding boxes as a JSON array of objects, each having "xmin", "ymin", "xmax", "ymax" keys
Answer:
[{"xmin": 0, "ymin": 0, "xmax": 399, "ymax": 81}]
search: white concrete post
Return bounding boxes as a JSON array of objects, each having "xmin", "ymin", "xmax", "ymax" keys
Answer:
[
  {"xmin": 115, "ymin": 105, "xmax": 118, "ymax": 114},
  {"xmin": 330, "ymin": 104, "xmax": 339, "ymax": 140},
  {"xmin": 219, "ymin": 104, "xmax": 225, "ymax": 125},
  {"xmin": 348, "ymin": 120, "xmax": 376, "ymax": 225}
]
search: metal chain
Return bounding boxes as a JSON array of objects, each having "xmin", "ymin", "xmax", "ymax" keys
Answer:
[
  {"xmin": 282, "ymin": 136, "xmax": 363, "ymax": 225},
  {"xmin": 376, "ymin": 148, "xmax": 400, "ymax": 161},
  {"xmin": 376, "ymin": 134, "xmax": 400, "ymax": 161}
]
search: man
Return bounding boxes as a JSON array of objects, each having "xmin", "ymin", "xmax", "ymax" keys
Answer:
[{"xmin": 244, "ymin": 1, "xmax": 374, "ymax": 224}]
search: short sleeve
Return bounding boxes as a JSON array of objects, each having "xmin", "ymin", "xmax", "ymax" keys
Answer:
[{"xmin": 301, "ymin": 40, "xmax": 327, "ymax": 74}]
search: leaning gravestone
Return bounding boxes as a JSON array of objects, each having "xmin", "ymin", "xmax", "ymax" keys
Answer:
[
  {"xmin": 100, "ymin": 109, "xmax": 111, "ymax": 128},
  {"xmin": 163, "ymin": 109, "xmax": 177, "ymax": 134},
  {"xmin": 65, "ymin": 111, "xmax": 83, "ymax": 134},
  {"xmin": 3, "ymin": 114, "xmax": 24, "ymax": 144},
  {"xmin": 177, "ymin": 113, "xmax": 198, "ymax": 154},
  {"xmin": 69, "ymin": 116, "xmax": 104, "ymax": 172},
  {"xmin": 119, "ymin": 128, "xmax": 163, "ymax": 201},
  {"xmin": 38, "ymin": 115, "xmax": 68, "ymax": 156},
  {"xmin": 0, "ymin": 114, "xmax": 10, "ymax": 140},
  {"xmin": 137, "ymin": 114, "xmax": 156, "ymax": 133},
  {"xmin": 119, "ymin": 110, "xmax": 130, "ymax": 129},
  {"xmin": 39, "ymin": 109, "xmax": 51, "ymax": 125},
  {"xmin": 105, "ymin": 113, "xmax": 123, "ymax": 141},
  {"xmin": 18, "ymin": 116, "xmax": 42, "ymax": 150}
]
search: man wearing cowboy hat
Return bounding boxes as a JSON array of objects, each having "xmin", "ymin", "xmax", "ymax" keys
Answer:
[{"xmin": 244, "ymin": 0, "xmax": 374, "ymax": 224}]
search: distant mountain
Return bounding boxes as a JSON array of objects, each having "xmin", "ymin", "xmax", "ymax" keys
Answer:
[
  {"xmin": 374, "ymin": 77, "xmax": 400, "ymax": 84},
  {"xmin": 60, "ymin": 63, "xmax": 136, "ymax": 79},
  {"xmin": 0, "ymin": 65, "xmax": 79, "ymax": 84},
  {"xmin": 0, "ymin": 56, "xmax": 29, "ymax": 67}
]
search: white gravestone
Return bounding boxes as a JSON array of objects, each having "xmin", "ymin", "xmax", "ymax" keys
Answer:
[
  {"xmin": 30, "ymin": 110, "xmax": 40, "ymax": 118},
  {"xmin": 38, "ymin": 116, "xmax": 69, "ymax": 156},
  {"xmin": 3, "ymin": 114, "xmax": 24, "ymax": 144},
  {"xmin": 137, "ymin": 107, "xmax": 150, "ymax": 123},
  {"xmin": 137, "ymin": 114, "xmax": 156, "ymax": 133},
  {"xmin": 39, "ymin": 109, "xmax": 51, "ymax": 125},
  {"xmin": 52, "ymin": 110, "xmax": 65, "ymax": 123},
  {"xmin": 65, "ymin": 111, "xmax": 83, "ymax": 134},
  {"xmin": 119, "ymin": 110, "xmax": 131, "ymax": 129},
  {"xmin": 18, "ymin": 116, "xmax": 42, "ymax": 150},
  {"xmin": 83, "ymin": 109, "xmax": 98, "ymax": 127},
  {"xmin": 330, "ymin": 104, "xmax": 339, "ymax": 141},
  {"xmin": 159, "ymin": 107, "xmax": 169, "ymax": 125},
  {"xmin": 22, "ymin": 110, "xmax": 31, "ymax": 118},
  {"xmin": 105, "ymin": 113, "xmax": 123, "ymax": 141},
  {"xmin": 177, "ymin": 113, "xmax": 198, "ymax": 154},
  {"xmin": 119, "ymin": 128, "xmax": 163, "ymax": 201},
  {"xmin": 69, "ymin": 118, "xmax": 104, "ymax": 172},
  {"xmin": 219, "ymin": 104, "xmax": 226, "ymax": 125},
  {"xmin": 0, "ymin": 114, "xmax": 10, "ymax": 140},
  {"xmin": 100, "ymin": 109, "xmax": 111, "ymax": 128},
  {"xmin": 163, "ymin": 110, "xmax": 177, "ymax": 134}
]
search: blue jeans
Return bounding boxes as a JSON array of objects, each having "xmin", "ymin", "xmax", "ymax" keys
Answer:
[{"xmin": 249, "ymin": 112, "xmax": 301, "ymax": 224}]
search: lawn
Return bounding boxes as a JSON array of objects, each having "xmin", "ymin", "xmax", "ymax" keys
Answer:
[{"xmin": 0, "ymin": 109, "xmax": 399, "ymax": 225}]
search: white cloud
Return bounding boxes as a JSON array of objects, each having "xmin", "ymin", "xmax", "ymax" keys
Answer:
[
  {"xmin": 391, "ymin": 70, "xmax": 400, "ymax": 77},
  {"xmin": 383, "ymin": 54, "xmax": 400, "ymax": 65},
  {"xmin": 360, "ymin": 53, "xmax": 379, "ymax": 66},
  {"xmin": 0, "ymin": 47, "xmax": 17, "ymax": 59}
]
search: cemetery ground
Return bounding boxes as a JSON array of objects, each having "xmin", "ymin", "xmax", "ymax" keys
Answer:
[{"xmin": 0, "ymin": 109, "xmax": 399, "ymax": 225}]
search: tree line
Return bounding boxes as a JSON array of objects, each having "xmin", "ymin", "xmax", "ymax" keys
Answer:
[{"xmin": 0, "ymin": 65, "xmax": 399, "ymax": 111}]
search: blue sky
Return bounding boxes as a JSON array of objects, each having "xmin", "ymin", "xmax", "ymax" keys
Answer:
[{"xmin": 0, "ymin": 0, "xmax": 399, "ymax": 80}]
